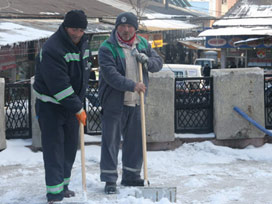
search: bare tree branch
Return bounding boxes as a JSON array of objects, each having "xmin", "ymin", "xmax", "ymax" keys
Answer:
[{"xmin": 128, "ymin": 0, "xmax": 149, "ymax": 23}]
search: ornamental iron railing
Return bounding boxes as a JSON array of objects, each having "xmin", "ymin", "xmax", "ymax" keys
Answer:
[
  {"xmin": 264, "ymin": 74, "xmax": 272, "ymax": 129},
  {"xmin": 84, "ymin": 80, "xmax": 102, "ymax": 135},
  {"xmin": 5, "ymin": 83, "xmax": 32, "ymax": 139},
  {"xmin": 6, "ymin": 75, "xmax": 272, "ymax": 138},
  {"xmin": 175, "ymin": 77, "xmax": 213, "ymax": 133}
]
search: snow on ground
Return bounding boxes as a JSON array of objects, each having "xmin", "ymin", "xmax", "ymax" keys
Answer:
[{"xmin": 1, "ymin": 137, "xmax": 272, "ymax": 204}]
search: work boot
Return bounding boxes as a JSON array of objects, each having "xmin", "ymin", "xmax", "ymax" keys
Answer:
[
  {"xmin": 64, "ymin": 189, "xmax": 75, "ymax": 198},
  {"xmin": 121, "ymin": 179, "xmax": 144, "ymax": 186},
  {"xmin": 47, "ymin": 199, "xmax": 62, "ymax": 204},
  {"xmin": 64, "ymin": 186, "xmax": 75, "ymax": 198},
  {"xmin": 104, "ymin": 182, "xmax": 117, "ymax": 194}
]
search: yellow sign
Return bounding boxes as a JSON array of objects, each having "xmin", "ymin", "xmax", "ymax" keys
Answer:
[
  {"xmin": 139, "ymin": 33, "xmax": 163, "ymax": 48},
  {"xmin": 152, "ymin": 39, "xmax": 163, "ymax": 48}
]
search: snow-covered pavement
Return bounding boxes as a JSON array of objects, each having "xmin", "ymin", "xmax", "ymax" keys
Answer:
[{"xmin": 1, "ymin": 137, "xmax": 272, "ymax": 204}]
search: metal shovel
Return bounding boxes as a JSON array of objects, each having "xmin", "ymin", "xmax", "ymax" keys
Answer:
[{"xmin": 136, "ymin": 61, "xmax": 177, "ymax": 202}]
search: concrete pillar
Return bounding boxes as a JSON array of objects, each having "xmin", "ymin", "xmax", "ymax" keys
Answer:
[
  {"xmin": 0, "ymin": 78, "xmax": 6, "ymax": 150},
  {"xmin": 220, "ymin": 49, "xmax": 226, "ymax": 69},
  {"xmin": 146, "ymin": 70, "xmax": 175, "ymax": 142},
  {"xmin": 31, "ymin": 77, "xmax": 42, "ymax": 148},
  {"xmin": 212, "ymin": 68, "xmax": 265, "ymax": 141}
]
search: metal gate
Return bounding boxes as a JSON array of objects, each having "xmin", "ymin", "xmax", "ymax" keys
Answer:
[
  {"xmin": 175, "ymin": 77, "xmax": 213, "ymax": 133},
  {"xmin": 85, "ymin": 80, "xmax": 102, "ymax": 135},
  {"xmin": 5, "ymin": 83, "xmax": 32, "ymax": 139},
  {"xmin": 264, "ymin": 74, "xmax": 272, "ymax": 129}
]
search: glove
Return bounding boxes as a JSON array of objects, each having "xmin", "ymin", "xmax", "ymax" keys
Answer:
[
  {"xmin": 76, "ymin": 108, "xmax": 87, "ymax": 126},
  {"xmin": 136, "ymin": 53, "xmax": 149, "ymax": 64}
]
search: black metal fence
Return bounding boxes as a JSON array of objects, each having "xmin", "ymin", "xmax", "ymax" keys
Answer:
[
  {"xmin": 264, "ymin": 74, "xmax": 272, "ymax": 129},
  {"xmin": 84, "ymin": 80, "xmax": 102, "ymax": 135},
  {"xmin": 5, "ymin": 75, "xmax": 272, "ymax": 138},
  {"xmin": 175, "ymin": 77, "xmax": 213, "ymax": 133},
  {"xmin": 5, "ymin": 83, "xmax": 32, "ymax": 139}
]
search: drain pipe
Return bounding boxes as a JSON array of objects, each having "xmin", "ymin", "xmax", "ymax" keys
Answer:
[{"xmin": 233, "ymin": 106, "xmax": 272, "ymax": 137}]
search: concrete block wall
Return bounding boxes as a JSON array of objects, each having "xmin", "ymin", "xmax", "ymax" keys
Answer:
[
  {"xmin": 0, "ymin": 78, "xmax": 6, "ymax": 150},
  {"xmin": 31, "ymin": 77, "xmax": 42, "ymax": 148},
  {"xmin": 212, "ymin": 68, "xmax": 265, "ymax": 140},
  {"xmin": 30, "ymin": 71, "xmax": 176, "ymax": 146},
  {"xmin": 146, "ymin": 70, "xmax": 175, "ymax": 142}
]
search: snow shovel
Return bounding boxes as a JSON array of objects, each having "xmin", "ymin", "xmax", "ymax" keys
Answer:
[
  {"xmin": 136, "ymin": 60, "xmax": 177, "ymax": 202},
  {"xmin": 79, "ymin": 122, "xmax": 88, "ymax": 201}
]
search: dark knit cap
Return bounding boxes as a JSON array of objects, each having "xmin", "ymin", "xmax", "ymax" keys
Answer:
[
  {"xmin": 63, "ymin": 10, "xmax": 88, "ymax": 29},
  {"xmin": 115, "ymin": 12, "xmax": 138, "ymax": 30}
]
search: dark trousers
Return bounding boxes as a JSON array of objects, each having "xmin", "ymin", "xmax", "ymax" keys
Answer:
[
  {"xmin": 100, "ymin": 105, "xmax": 143, "ymax": 182},
  {"xmin": 35, "ymin": 100, "xmax": 79, "ymax": 201}
]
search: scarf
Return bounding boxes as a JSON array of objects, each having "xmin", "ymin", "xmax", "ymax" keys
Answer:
[{"xmin": 117, "ymin": 32, "xmax": 136, "ymax": 47}]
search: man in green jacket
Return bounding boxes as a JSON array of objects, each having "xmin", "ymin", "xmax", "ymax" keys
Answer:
[{"xmin": 98, "ymin": 12, "xmax": 163, "ymax": 194}]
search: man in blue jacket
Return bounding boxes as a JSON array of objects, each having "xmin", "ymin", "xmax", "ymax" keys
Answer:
[
  {"xmin": 33, "ymin": 10, "xmax": 91, "ymax": 204},
  {"xmin": 98, "ymin": 12, "xmax": 163, "ymax": 194}
]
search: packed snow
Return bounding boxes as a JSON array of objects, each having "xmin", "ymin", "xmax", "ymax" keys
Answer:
[{"xmin": 1, "ymin": 135, "xmax": 272, "ymax": 204}]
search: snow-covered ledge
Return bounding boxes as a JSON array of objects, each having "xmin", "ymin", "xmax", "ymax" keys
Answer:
[{"xmin": 0, "ymin": 78, "xmax": 6, "ymax": 150}]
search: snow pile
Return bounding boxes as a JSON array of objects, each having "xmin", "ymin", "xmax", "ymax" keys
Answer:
[{"xmin": 1, "ymin": 138, "xmax": 272, "ymax": 203}]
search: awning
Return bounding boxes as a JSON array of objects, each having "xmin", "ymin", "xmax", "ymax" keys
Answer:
[
  {"xmin": 233, "ymin": 37, "xmax": 264, "ymax": 47},
  {"xmin": 233, "ymin": 36, "xmax": 272, "ymax": 47},
  {"xmin": 199, "ymin": 26, "xmax": 272, "ymax": 37},
  {"xmin": 178, "ymin": 41, "xmax": 220, "ymax": 51}
]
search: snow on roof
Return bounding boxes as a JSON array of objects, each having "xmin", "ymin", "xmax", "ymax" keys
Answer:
[
  {"xmin": 0, "ymin": 13, "xmax": 195, "ymax": 46},
  {"xmin": 0, "ymin": 19, "xmax": 114, "ymax": 47},
  {"xmin": 227, "ymin": 4, "xmax": 272, "ymax": 19},
  {"xmin": 199, "ymin": 26, "xmax": 272, "ymax": 37},
  {"xmin": 0, "ymin": 22, "xmax": 53, "ymax": 47},
  {"xmin": 213, "ymin": 18, "xmax": 272, "ymax": 27},
  {"xmin": 145, "ymin": 13, "xmax": 188, "ymax": 19},
  {"xmin": 96, "ymin": 0, "xmax": 139, "ymax": 13},
  {"xmin": 140, "ymin": 19, "xmax": 198, "ymax": 31}
]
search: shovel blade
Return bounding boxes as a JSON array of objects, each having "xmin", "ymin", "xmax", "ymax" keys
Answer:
[{"xmin": 135, "ymin": 187, "xmax": 177, "ymax": 202}]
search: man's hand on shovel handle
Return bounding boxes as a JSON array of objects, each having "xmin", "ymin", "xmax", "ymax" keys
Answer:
[
  {"xmin": 76, "ymin": 108, "xmax": 87, "ymax": 126},
  {"xmin": 134, "ymin": 82, "xmax": 146, "ymax": 94}
]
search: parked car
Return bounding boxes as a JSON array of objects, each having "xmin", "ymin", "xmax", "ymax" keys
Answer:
[
  {"xmin": 162, "ymin": 64, "xmax": 202, "ymax": 78},
  {"xmin": 194, "ymin": 58, "xmax": 218, "ymax": 73},
  {"xmin": 161, "ymin": 64, "xmax": 203, "ymax": 89},
  {"xmin": 161, "ymin": 64, "xmax": 210, "ymax": 106}
]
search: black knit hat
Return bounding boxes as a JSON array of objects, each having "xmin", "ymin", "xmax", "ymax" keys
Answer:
[
  {"xmin": 115, "ymin": 12, "xmax": 138, "ymax": 30},
  {"xmin": 63, "ymin": 10, "xmax": 88, "ymax": 29}
]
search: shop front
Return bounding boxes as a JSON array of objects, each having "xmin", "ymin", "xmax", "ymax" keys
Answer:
[{"xmin": 199, "ymin": 27, "xmax": 272, "ymax": 71}]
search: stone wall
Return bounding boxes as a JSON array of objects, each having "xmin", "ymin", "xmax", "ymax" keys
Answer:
[
  {"xmin": 31, "ymin": 77, "xmax": 42, "ymax": 148},
  {"xmin": 212, "ymin": 68, "xmax": 265, "ymax": 140},
  {"xmin": 146, "ymin": 70, "xmax": 175, "ymax": 142},
  {"xmin": 0, "ymin": 78, "xmax": 6, "ymax": 150}
]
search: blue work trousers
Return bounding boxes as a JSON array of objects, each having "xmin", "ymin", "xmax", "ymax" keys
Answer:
[
  {"xmin": 35, "ymin": 99, "xmax": 79, "ymax": 201},
  {"xmin": 100, "ymin": 105, "xmax": 143, "ymax": 182}
]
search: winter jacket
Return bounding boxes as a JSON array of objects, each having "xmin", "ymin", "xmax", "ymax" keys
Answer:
[
  {"xmin": 33, "ymin": 24, "xmax": 91, "ymax": 114},
  {"xmin": 98, "ymin": 29, "xmax": 163, "ymax": 111}
]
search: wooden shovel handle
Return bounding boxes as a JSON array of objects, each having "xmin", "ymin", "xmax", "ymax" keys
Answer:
[
  {"xmin": 80, "ymin": 122, "xmax": 87, "ymax": 192},
  {"xmin": 138, "ymin": 62, "xmax": 148, "ymax": 184}
]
